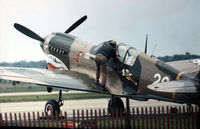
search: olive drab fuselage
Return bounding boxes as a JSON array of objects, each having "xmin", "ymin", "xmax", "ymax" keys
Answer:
[{"xmin": 41, "ymin": 32, "xmax": 199, "ymax": 105}]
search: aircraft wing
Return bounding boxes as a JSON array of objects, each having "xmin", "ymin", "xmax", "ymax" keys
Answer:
[
  {"xmin": 147, "ymin": 80, "xmax": 197, "ymax": 93},
  {"xmin": 0, "ymin": 67, "xmax": 101, "ymax": 93},
  {"xmin": 167, "ymin": 58, "xmax": 200, "ymax": 74}
]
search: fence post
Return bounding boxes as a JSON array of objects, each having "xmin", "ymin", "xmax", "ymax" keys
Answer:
[
  {"xmin": 103, "ymin": 109, "xmax": 106, "ymax": 129},
  {"xmin": 145, "ymin": 107, "xmax": 148, "ymax": 129},
  {"xmin": 10, "ymin": 113, "xmax": 13, "ymax": 127},
  {"xmin": 42, "ymin": 112, "xmax": 45, "ymax": 127},
  {"xmin": 120, "ymin": 108, "xmax": 123, "ymax": 129},
  {"xmin": 187, "ymin": 106, "xmax": 190, "ymax": 129},
  {"xmin": 91, "ymin": 109, "xmax": 94, "ymax": 129},
  {"xmin": 32, "ymin": 112, "xmax": 36, "ymax": 127},
  {"xmin": 23, "ymin": 113, "xmax": 27, "ymax": 127},
  {"xmin": 150, "ymin": 107, "xmax": 153, "ymax": 129},
  {"xmin": 141, "ymin": 107, "xmax": 144, "ymax": 129},
  {"xmin": 158, "ymin": 107, "xmax": 161, "ymax": 129},
  {"xmin": 19, "ymin": 113, "xmax": 22, "ymax": 127},
  {"xmin": 95, "ymin": 109, "xmax": 97, "ymax": 129},
  {"xmin": 191, "ymin": 107, "xmax": 194, "ymax": 129},
  {"xmin": 14, "ymin": 113, "xmax": 18, "ymax": 127},
  {"xmin": 154, "ymin": 107, "xmax": 157, "ymax": 129},
  {"xmin": 73, "ymin": 110, "xmax": 75, "ymax": 129},
  {"xmin": 175, "ymin": 107, "xmax": 178, "ymax": 129},
  {"xmin": 107, "ymin": 109, "xmax": 110, "ymax": 129},
  {"xmin": 167, "ymin": 106, "xmax": 169, "ymax": 129},
  {"xmin": 137, "ymin": 107, "xmax": 140, "ymax": 129},
  {"xmin": 81, "ymin": 110, "xmax": 84, "ymax": 129},
  {"xmin": 77, "ymin": 110, "xmax": 79, "ymax": 129},
  {"xmin": 183, "ymin": 106, "xmax": 186, "ymax": 129},
  {"xmin": 132, "ymin": 108, "xmax": 135, "ymax": 129},
  {"xmin": 170, "ymin": 107, "xmax": 173, "ymax": 129},
  {"xmin": 28, "ymin": 112, "xmax": 31, "ymax": 127},
  {"xmin": 5, "ymin": 113, "xmax": 8, "ymax": 127},
  {"xmin": 0, "ymin": 113, "xmax": 2, "ymax": 126},
  {"xmin": 195, "ymin": 106, "xmax": 199, "ymax": 129},
  {"xmin": 51, "ymin": 111, "xmax": 54, "ymax": 128},
  {"xmin": 45, "ymin": 112, "xmax": 50, "ymax": 128},
  {"xmin": 179, "ymin": 106, "xmax": 182, "ymax": 129},
  {"xmin": 162, "ymin": 106, "xmax": 165, "ymax": 129},
  {"xmin": 116, "ymin": 108, "xmax": 119, "ymax": 129},
  {"xmin": 86, "ymin": 109, "xmax": 89, "ymax": 129},
  {"xmin": 126, "ymin": 97, "xmax": 131, "ymax": 129},
  {"xmin": 99, "ymin": 109, "xmax": 102, "ymax": 129},
  {"xmin": 37, "ymin": 112, "xmax": 41, "ymax": 128},
  {"xmin": 55, "ymin": 111, "xmax": 59, "ymax": 128}
]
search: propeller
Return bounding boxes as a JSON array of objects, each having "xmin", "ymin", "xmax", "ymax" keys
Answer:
[
  {"xmin": 14, "ymin": 15, "xmax": 87, "ymax": 42},
  {"xmin": 144, "ymin": 34, "xmax": 148, "ymax": 54},
  {"xmin": 65, "ymin": 15, "xmax": 87, "ymax": 34},
  {"xmin": 14, "ymin": 23, "xmax": 44, "ymax": 42}
]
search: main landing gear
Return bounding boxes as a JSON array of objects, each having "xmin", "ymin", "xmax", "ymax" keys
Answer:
[
  {"xmin": 44, "ymin": 90, "xmax": 127, "ymax": 118},
  {"xmin": 44, "ymin": 90, "xmax": 63, "ymax": 116}
]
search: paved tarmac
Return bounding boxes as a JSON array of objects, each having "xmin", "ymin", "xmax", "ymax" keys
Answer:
[{"xmin": 0, "ymin": 98, "xmax": 184, "ymax": 114}]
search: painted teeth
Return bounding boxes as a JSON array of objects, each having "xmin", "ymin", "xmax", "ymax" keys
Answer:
[{"xmin": 48, "ymin": 55, "xmax": 62, "ymax": 64}]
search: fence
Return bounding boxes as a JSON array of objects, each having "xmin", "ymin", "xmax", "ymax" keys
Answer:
[{"xmin": 0, "ymin": 105, "xmax": 199, "ymax": 129}]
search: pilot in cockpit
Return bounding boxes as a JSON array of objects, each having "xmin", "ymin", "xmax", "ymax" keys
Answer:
[{"xmin": 95, "ymin": 40, "xmax": 117, "ymax": 91}]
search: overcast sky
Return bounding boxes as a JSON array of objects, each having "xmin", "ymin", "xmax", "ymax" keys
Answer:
[{"xmin": 0, "ymin": 0, "xmax": 200, "ymax": 62}]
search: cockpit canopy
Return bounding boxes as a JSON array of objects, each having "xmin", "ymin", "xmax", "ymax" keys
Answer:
[{"xmin": 116, "ymin": 43, "xmax": 141, "ymax": 66}]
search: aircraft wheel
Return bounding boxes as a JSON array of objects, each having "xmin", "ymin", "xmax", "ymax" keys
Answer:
[
  {"xmin": 108, "ymin": 96, "xmax": 124, "ymax": 116},
  {"xmin": 45, "ymin": 100, "xmax": 60, "ymax": 117},
  {"xmin": 170, "ymin": 107, "xmax": 178, "ymax": 114}
]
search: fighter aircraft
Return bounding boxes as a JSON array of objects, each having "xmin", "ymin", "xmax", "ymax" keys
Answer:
[{"xmin": 0, "ymin": 15, "xmax": 199, "ymax": 116}]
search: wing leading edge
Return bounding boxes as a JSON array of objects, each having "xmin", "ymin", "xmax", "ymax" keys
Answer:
[{"xmin": 0, "ymin": 67, "xmax": 100, "ymax": 92}]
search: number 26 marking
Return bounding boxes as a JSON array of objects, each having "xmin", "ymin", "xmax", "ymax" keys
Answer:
[{"xmin": 153, "ymin": 73, "xmax": 169, "ymax": 84}]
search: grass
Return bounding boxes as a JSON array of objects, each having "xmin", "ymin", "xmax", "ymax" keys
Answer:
[
  {"xmin": 0, "ymin": 93, "xmax": 110, "ymax": 102},
  {"xmin": 0, "ymin": 85, "xmax": 58, "ymax": 93},
  {"xmin": 0, "ymin": 84, "xmax": 110, "ymax": 102}
]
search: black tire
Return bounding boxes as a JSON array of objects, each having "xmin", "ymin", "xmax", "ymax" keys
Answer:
[
  {"xmin": 170, "ymin": 107, "xmax": 178, "ymax": 114},
  {"xmin": 108, "ymin": 96, "xmax": 124, "ymax": 116},
  {"xmin": 45, "ymin": 100, "xmax": 60, "ymax": 117}
]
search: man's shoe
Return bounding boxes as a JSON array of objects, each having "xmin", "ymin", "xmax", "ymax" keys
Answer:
[{"xmin": 102, "ymin": 86, "xmax": 108, "ymax": 92}]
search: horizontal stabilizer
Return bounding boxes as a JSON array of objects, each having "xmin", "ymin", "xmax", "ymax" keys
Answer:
[
  {"xmin": 167, "ymin": 58, "xmax": 200, "ymax": 74},
  {"xmin": 147, "ymin": 80, "xmax": 197, "ymax": 93}
]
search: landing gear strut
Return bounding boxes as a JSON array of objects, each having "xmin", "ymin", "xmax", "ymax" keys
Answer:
[
  {"xmin": 108, "ymin": 96, "xmax": 124, "ymax": 116},
  {"xmin": 44, "ymin": 90, "xmax": 63, "ymax": 116}
]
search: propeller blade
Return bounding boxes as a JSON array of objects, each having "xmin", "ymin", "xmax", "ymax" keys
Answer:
[
  {"xmin": 144, "ymin": 34, "xmax": 148, "ymax": 54},
  {"xmin": 14, "ymin": 23, "xmax": 44, "ymax": 42},
  {"xmin": 65, "ymin": 15, "xmax": 87, "ymax": 34}
]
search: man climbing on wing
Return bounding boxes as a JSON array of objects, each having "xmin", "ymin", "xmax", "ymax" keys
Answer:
[{"xmin": 95, "ymin": 40, "xmax": 117, "ymax": 91}]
